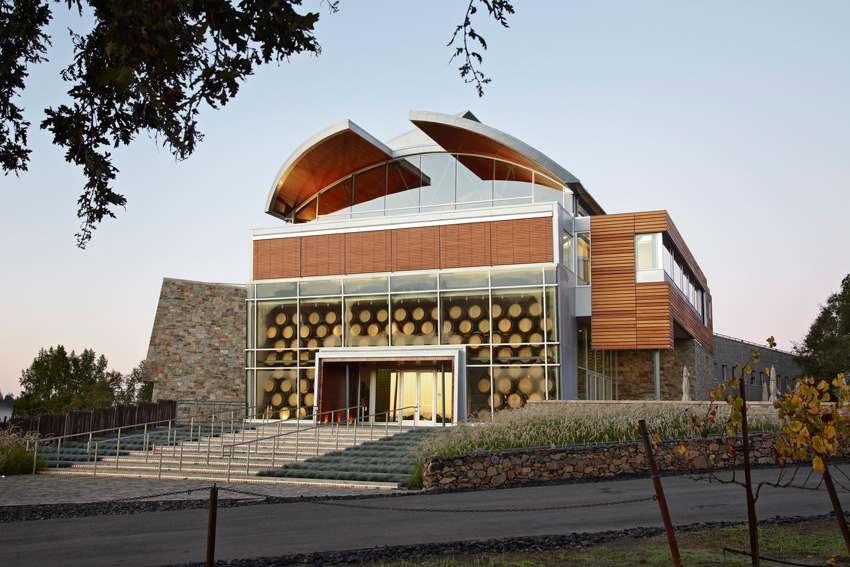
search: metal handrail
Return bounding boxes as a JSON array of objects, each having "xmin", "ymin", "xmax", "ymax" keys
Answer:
[{"xmin": 222, "ymin": 404, "xmax": 420, "ymax": 481}]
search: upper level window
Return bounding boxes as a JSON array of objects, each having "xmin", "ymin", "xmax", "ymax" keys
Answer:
[
  {"xmin": 577, "ymin": 232, "xmax": 591, "ymax": 286},
  {"xmin": 562, "ymin": 231, "xmax": 574, "ymax": 272},
  {"xmin": 635, "ymin": 233, "xmax": 660, "ymax": 270}
]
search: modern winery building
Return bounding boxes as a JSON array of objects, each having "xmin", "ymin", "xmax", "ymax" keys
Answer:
[{"xmin": 227, "ymin": 110, "xmax": 715, "ymax": 424}]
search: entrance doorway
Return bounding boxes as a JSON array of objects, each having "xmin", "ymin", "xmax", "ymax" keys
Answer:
[{"xmin": 366, "ymin": 365, "xmax": 453, "ymax": 425}]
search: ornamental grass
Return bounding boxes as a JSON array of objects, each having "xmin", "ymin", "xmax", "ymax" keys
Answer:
[
  {"xmin": 0, "ymin": 426, "xmax": 44, "ymax": 475},
  {"xmin": 413, "ymin": 401, "xmax": 782, "ymax": 462}
]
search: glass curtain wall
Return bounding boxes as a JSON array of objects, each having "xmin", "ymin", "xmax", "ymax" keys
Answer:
[
  {"xmin": 247, "ymin": 267, "xmax": 560, "ymax": 421},
  {"xmin": 576, "ymin": 319, "xmax": 618, "ymax": 400},
  {"xmin": 296, "ymin": 153, "xmax": 570, "ymax": 222}
]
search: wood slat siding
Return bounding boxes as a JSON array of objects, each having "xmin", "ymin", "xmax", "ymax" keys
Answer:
[
  {"xmin": 591, "ymin": 215, "xmax": 637, "ymax": 349},
  {"xmin": 252, "ymin": 217, "xmax": 553, "ymax": 280},
  {"xmin": 591, "ymin": 211, "xmax": 712, "ymax": 353}
]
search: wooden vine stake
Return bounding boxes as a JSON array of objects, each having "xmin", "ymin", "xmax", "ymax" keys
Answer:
[{"xmin": 638, "ymin": 419, "xmax": 682, "ymax": 567}]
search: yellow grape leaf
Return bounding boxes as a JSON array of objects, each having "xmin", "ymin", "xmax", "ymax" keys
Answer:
[
  {"xmin": 813, "ymin": 455, "xmax": 825, "ymax": 475},
  {"xmin": 677, "ymin": 445, "xmax": 686, "ymax": 455},
  {"xmin": 733, "ymin": 397, "xmax": 744, "ymax": 410},
  {"xmin": 813, "ymin": 436, "xmax": 824, "ymax": 453},
  {"xmin": 793, "ymin": 447, "xmax": 807, "ymax": 460},
  {"xmin": 825, "ymin": 425, "xmax": 836, "ymax": 439},
  {"xmin": 833, "ymin": 378, "xmax": 844, "ymax": 388},
  {"xmin": 766, "ymin": 336, "xmax": 776, "ymax": 348},
  {"xmin": 654, "ymin": 432, "xmax": 660, "ymax": 442},
  {"xmin": 710, "ymin": 390, "xmax": 721, "ymax": 401},
  {"xmin": 817, "ymin": 380, "xmax": 830, "ymax": 391},
  {"xmin": 719, "ymin": 384, "xmax": 726, "ymax": 392},
  {"xmin": 730, "ymin": 378, "xmax": 740, "ymax": 389},
  {"xmin": 789, "ymin": 421, "xmax": 802, "ymax": 432},
  {"xmin": 744, "ymin": 364, "xmax": 753, "ymax": 375},
  {"xmin": 731, "ymin": 411, "xmax": 743, "ymax": 425},
  {"xmin": 821, "ymin": 393, "xmax": 831, "ymax": 403}
]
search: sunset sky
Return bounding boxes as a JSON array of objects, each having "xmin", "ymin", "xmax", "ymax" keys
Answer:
[{"xmin": 2, "ymin": 1, "xmax": 848, "ymax": 396}]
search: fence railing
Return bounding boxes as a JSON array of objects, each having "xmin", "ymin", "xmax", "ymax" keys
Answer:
[{"xmin": 7, "ymin": 400, "xmax": 177, "ymax": 438}]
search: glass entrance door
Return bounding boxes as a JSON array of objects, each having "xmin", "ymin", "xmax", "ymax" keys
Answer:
[{"xmin": 389, "ymin": 369, "xmax": 453, "ymax": 425}]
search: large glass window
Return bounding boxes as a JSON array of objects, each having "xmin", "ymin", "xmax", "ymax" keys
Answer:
[
  {"xmin": 345, "ymin": 296, "xmax": 389, "ymax": 347},
  {"xmin": 577, "ymin": 232, "xmax": 591, "ymax": 286},
  {"xmin": 391, "ymin": 294, "xmax": 438, "ymax": 346},
  {"xmin": 420, "ymin": 154, "xmax": 457, "ymax": 211},
  {"xmin": 635, "ymin": 233, "xmax": 659, "ymax": 270},
  {"xmin": 562, "ymin": 231, "xmax": 573, "ymax": 272}
]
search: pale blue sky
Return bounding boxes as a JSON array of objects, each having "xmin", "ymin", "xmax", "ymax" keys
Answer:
[{"xmin": 2, "ymin": 1, "xmax": 848, "ymax": 395}]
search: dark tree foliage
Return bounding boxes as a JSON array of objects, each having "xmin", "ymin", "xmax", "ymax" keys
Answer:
[
  {"xmin": 2, "ymin": 0, "xmax": 513, "ymax": 248},
  {"xmin": 794, "ymin": 274, "xmax": 850, "ymax": 380}
]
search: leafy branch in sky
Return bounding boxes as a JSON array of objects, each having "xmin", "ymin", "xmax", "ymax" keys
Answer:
[{"xmin": 448, "ymin": 0, "xmax": 514, "ymax": 97}]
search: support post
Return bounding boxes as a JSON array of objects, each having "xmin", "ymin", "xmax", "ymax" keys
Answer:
[
  {"xmin": 206, "ymin": 485, "xmax": 218, "ymax": 567},
  {"xmin": 739, "ymin": 372, "xmax": 760, "ymax": 566},
  {"xmin": 654, "ymin": 350, "xmax": 661, "ymax": 400},
  {"xmin": 638, "ymin": 419, "xmax": 682, "ymax": 567},
  {"xmin": 822, "ymin": 462, "xmax": 850, "ymax": 554}
]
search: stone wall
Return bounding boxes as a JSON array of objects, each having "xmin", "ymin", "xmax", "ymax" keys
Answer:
[
  {"xmin": 712, "ymin": 335, "xmax": 803, "ymax": 399},
  {"xmin": 617, "ymin": 339, "xmax": 713, "ymax": 400},
  {"xmin": 422, "ymin": 432, "xmax": 780, "ymax": 491},
  {"xmin": 147, "ymin": 278, "xmax": 246, "ymax": 403}
]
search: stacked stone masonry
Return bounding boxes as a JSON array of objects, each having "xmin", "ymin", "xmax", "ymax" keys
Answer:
[
  {"xmin": 147, "ymin": 278, "xmax": 246, "ymax": 403},
  {"xmin": 421, "ymin": 431, "xmax": 820, "ymax": 491},
  {"xmin": 617, "ymin": 338, "xmax": 713, "ymax": 400}
]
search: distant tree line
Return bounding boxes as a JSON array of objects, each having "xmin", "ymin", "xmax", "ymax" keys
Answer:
[{"xmin": 14, "ymin": 346, "xmax": 153, "ymax": 416}]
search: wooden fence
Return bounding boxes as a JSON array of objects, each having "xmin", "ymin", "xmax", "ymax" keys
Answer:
[{"xmin": 3, "ymin": 400, "xmax": 178, "ymax": 438}]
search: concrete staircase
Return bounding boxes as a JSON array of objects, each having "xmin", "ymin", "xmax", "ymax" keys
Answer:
[{"xmin": 38, "ymin": 421, "xmax": 412, "ymax": 488}]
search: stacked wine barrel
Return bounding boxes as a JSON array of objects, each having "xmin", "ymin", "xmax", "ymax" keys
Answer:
[
  {"xmin": 391, "ymin": 301, "xmax": 438, "ymax": 346},
  {"xmin": 442, "ymin": 300, "xmax": 489, "ymax": 345},
  {"xmin": 472, "ymin": 366, "xmax": 556, "ymax": 411},
  {"xmin": 262, "ymin": 369, "xmax": 298, "ymax": 420},
  {"xmin": 347, "ymin": 302, "xmax": 390, "ymax": 347},
  {"xmin": 261, "ymin": 307, "xmax": 299, "ymax": 368},
  {"xmin": 299, "ymin": 306, "xmax": 343, "ymax": 349}
]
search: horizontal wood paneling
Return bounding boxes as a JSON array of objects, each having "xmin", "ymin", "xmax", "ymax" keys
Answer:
[
  {"xmin": 636, "ymin": 282, "xmax": 672, "ymax": 349},
  {"xmin": 670, "ymin": 285, "xmax": 714, "ymax": 354},
  {"xmin": 253, "ymin": 216, "xmax": 554, "ymax": 281},
  {"xmin": 590, "ymin": 214, "xmax": 637, "ymax": 349}
]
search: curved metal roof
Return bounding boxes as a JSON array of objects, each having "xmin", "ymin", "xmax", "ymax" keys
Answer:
[{"xmin": 265, "ymin": 111, "xmax": 603, "ymax": 220}]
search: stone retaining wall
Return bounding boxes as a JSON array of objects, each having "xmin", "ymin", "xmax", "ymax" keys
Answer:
[{"xmin": 422, "ymin": 433, "xmax": 780, "ymax": 491}]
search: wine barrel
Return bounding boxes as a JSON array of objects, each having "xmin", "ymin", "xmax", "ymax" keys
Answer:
[
  {"xmin": 492, "ymin": 392, "xmax": 504, "ymax": 408},
  {"xmin": 271, "ymin": 393, "xmax": 283, "ymax": 407},
  {"xmin": 280, "ymin": 379, "xmax": 293, "ymax": 393},
  {"xmin": 266, "ymin": 326, "xmax": 278, "ymax": 339},
  {"xmin": 507, "ymin": 393, "xmax": 524, "ymax": 408},
  {"xmin": 394, "ymin": 307, "xmax": 407, "ymax": 321},
  {"xmin": 477, "ymin": 347, "xmax": 491, "ymax": 360},
  {"xmin": 518, "ymin": 346, "xmax": 533, "ymax": 363},
  {"xmin": 448, "ymin": 335, "xmax": 463, "ymax": 345},
  {"xmin": 477, "ymin": 408, "xmax": 491, "ymax": 420},
  {"xmin": 478, "ymin": 319, "xmax": 490, "ymax": 334},
  {"xmin": 529, "ymin": 302, "xmax": 543, "ymax": 317},
  {"xmin": 377, "ymin": 308, "xmax": 389, "ymax": 323},
  {"xmin": 359, "ymin": 309, "xmax": 372, "ymax": 323},
  {"xmin": 508, "ymin": 303, "xmax": 522, "ymax": 318},
  {"xmin": 477, "ymin": 377, "xmax": 491, "ymax": 393},
  {"xmin": 508, "ymin": 366, "xmax": 523, "ymax": 379},
  {"xmin": 449, "ymin": 305, "xmax": 463, "ymax": 320},
  {"xmin": 299, "ymin": 325, "xmax": 310, "ymax": 338},
  {"xmin": 300, "ymin": 379, "xmax": 310, "ymax": 393},
  {"xmin": 497, "ymin": 346, "xmax": 513, "ymax": 361},
  {"xmin": 315, "ymin": 324, "xmax": 328, "ymax": 338},
  {"xmin": 307, "ymin": 338, "xmax": 319, "ymax": 349},
  {"xmin": 431, "ymin": 307, "xmax": 439, "ymax": 321},
  {"xmin": 468, "ymin": 304, "xmax": 483, "ymax": 319},
  {"xmin": 529, "ymin": 332, "xmax": 543, "ymax": 344},
  {"xmin": 281, "ymin": 351, "xmax": 295, "ymax": 361},
  {"xmin": 350, "ymin": 323, "xmax": 363, "ymax": 336},
  {"xmin": 274, "ymin": 339, "xmax": 287, "ymax": 352},
  {"xmin": 492, "ymin": 334, "xmax": 504, "ymax": 344},
  {"xmin": 412, "ymin": 306, "xmax": 425, "ymax": 321},
  {"xmin": 265, "ymin": 352, "xmax": 278, "ymax": 362},
  {"xmin": 290, "ymin": 338, "xmax": 299, "ymax": 349},
  {"xmin": 325, "ymin": 311, "xmax": 338, "ymax": 325},
  {"xmin": 367, "ymin": 323, "xmax": 381, "ymax": 336},
  {"xmin": 298, "ymin": 407, "xmax": 308, "ymax": 418},
  {"xmin": 282, "ymin": 325, "xmax": 295, "ymax": 339},
  {"xmin": 547, "ymin": 378, "xmax": 556, "ymax": 392},
  {"xmin": 528, "ymin": 392, "xmax": 544, "ymax": 402},
  {"xmin": 530, "ymin": 366, "xmax": 545, "ymax": 379},
  {"xmin": 332, "ymin": 324, "xmax": 342, "ymax": 336},
  {"xmin": 279, "ymin": 408, "xmax": 291, "ymax": 420},
  {"xmin": 309, "ymin": 312, "xmax": 321, "ymax": 325},
  {"xmin": 498, "ymin": 318, "xmax": 512, "ymax": 333},
  {"xmin": 508, "ymin": 333, "xmax": 523, "ymax": 345},
  {"xmin": 518, "ymin": 318, "xmax": 533, "ymax": 333},
  {"xmin": 420, "ymin": 320, "xmax": 435, "ymax": 335},
  {"xmin": 273, "ymin": 368, "xmax": 285, "ymax": 379},
  {"xmin": 275, "ymin": 312, "xmax": 288, "ymax": 326},
  {"xmin": 491, "ymin": 304, "xmax": 503, "ymax": 318},
  {"xmin": 305, "ymin": 369, "xmax": 315, "ymax": 379},
  {"xmin": 469, "ymin": 333, "xmax": 483, "ymax": 345},
  {"xmin": 518, "ymin": 377, "xmax": 533, "ymax": 395},
  {"xmin": 304, "ymin": 392, "xmax": 314, "ymax": 406},
  {"xmin": 402, "ymin": 321, "xmax": 415, "ymax": 335},
  {"xmin": 542, "ymin": 319, "xmax": 554, "ymax": 331},
  {"xmin": 299, "ymin": 351, "xmax": 310, "ymax": 361},
  {"xmin": 458, "ymin": 320, "xmax": 473, "ymax": 334},
  {"xmin": 442, "ymin": 320, "xmax": 454, "ymax": 335},
  {"xmin": 497, "ymin": 377, "xmax": 513, "ymax": 394},
  {"xmin": 264, "ymin": 379, "xmax": 276, "ymax": 393},
  {"xmin": 288, "ymin": 393, "xmax": 299, "ymax": 406},
  {"xmin": 323, "ymin": 336, "xmax": 337, "ymax": 347}
]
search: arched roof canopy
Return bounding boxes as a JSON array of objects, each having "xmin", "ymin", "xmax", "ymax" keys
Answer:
[{"xmin": 266, "ymin": 111, "xmax": 605, "ymax": 220}]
